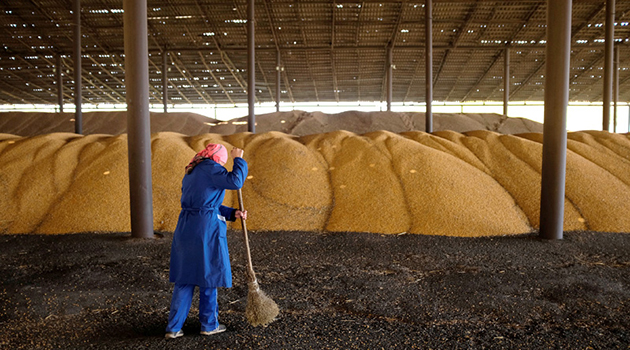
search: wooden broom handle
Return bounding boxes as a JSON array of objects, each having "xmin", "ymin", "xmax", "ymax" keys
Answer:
[{"xmin": 237, "ymin": 189, "xmax": 257, "ymax": 282}]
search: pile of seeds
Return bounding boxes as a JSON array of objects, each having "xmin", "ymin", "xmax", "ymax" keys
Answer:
[{"xmin": 0, "ymin": 129, "xmax": 628, "ymax": 236}]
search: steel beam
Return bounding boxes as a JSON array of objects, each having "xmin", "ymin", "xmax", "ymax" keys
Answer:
[
  {"xmin": 123, "ymin": 0, "xmax": 154, "ymax": 239},
  {"xmin": 387, "ymin": 44, "xmax": 393, "ymax": 112},
  {"xmin": 276, "ymin": 51, "xmax": 281, "ymax": 112},
  {"xmin": 332, "ymin": 2, "xmax": 339, "ymax": 103},
  {"xmin": 263, "ymin": 0, "xmax": 294, "ymax": 103},
  {"xmin": 425, "ymin": 0, "xmax": 433, "ymax": 133},
  {"xmin": 613, "ymin": 45, "xmax": 619, "ymax": 132},
  {"xmin": 73, "ymin": 0, "xmax": 82, "ymax": 134},
  {"xmin": 540, "ymin": 0, "xmax": 572, "ymax": 240},
  {"xmin": 20, "ymin": 42, "xmax": 629, "ymax": 58},
  {"xmin": 295, "ymin": 2, "xmax": 320, "ymax": 103},
  {"xmin": 504, "ymin": 47, "xmax": 510, "ymax": 116},
  {"xmin": 603, "ymin": 0, "xmax": 615, "ymax": 131},
  {"xmin": 56, "ymin": 54, "xmax": 64, "ymax": 112},
  {"xmin": 163, "ymin": 51, "xmax": 168, "ymax": 113},
  {"xmin": 382, "ymin": 2, "xmax": 405, "ymax": 104},
  {"xmin": 248, "ymin": 0, "xmax": 255, "ymax": 133},
  {"xmin": 170, "ymin": 54, "xmax": 214, "ymax": 104},
  {"xmin": 198, "ymin": 52, "xmax": 235, "ymax": 105}
]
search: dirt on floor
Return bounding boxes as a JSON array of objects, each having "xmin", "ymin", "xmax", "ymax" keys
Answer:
[{"xmin": 0, "ymin": 230, "xmax": 629, "ymax": 349}]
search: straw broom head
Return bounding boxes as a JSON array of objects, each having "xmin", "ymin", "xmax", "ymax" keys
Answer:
[{"xmin": 245, "ymin": 279, "xmax": 279, "ymax": 327}]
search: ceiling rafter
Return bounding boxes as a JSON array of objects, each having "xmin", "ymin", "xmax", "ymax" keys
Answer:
[
  {"xmin": 433, "ymin": 2, "xmax": 480, "ymax": 87},
  {"xmin": 508, "ymin": 3, "xmax": 607, "ymax": 100},
  {"xmin": 29, "ymin": 0, "xmax": 159, "ymax": 111},
  {"xmin": 0, "ymin": 58, "xmax": 93, "ymax": 105},
  {"xmin": 571, "ymin": 55, "xmax": 608, "ymax": 100},
  {"xmin": 13, "ymin": 55, "xmax": 73, "ymax": 102},
  {"xmin": 355, "ymin": 2, "xmax": 366, "ymax": 101},
  {"xmin": 590, "ymin": 42, "xmax": 630, "ymax": 100},
  {"xmin": 55, "ymin": 55, "xmax": 124, "ymax": 104},
  {"xmin": 0, "ymin": 86, "xmax": 39, "ymax": 104},
  {"xmin": 1, "ymin": 68, "xmax": 69, "ymax": 105},
  {"xmin": 452, "ymin": 4, "xmax": 501, "ymax": 101},
  {"xmin": 403, "ymin": 1, "xmax": 480, "ymax": 102},
  {"xmin": 460, "ymin": 3, "xmax": 543, "ymax": 101},
  {"xmin": 198, "ymin": 51, "xmax": 236, "ymax": 105},
  {"xmin": 79, "ymin": 73, "xmax": 121, "ymax": 104},
  {"xmin": 233, "ymin": 0, "xmax": 275, "ymax": 102},
  {"xmin": 170, "ymin": 53, "xmax": 215, "ymax": 104},
  {"xmin": 562, "ymin": 10, "xmax": 630, "ymax": 101},
  {"xmin": 147, "ymin": 58, "xmax": 193, "ymax": 104},
  {"xmin": 332, "ymin": 2, "xmax": 340, "ymax": 102},
  {"xmin": 257, "ymin": 59, "xmax": 274, "ymax": 101},
  {"xmin": 84, "ymin": 57, "xmax": 129, "ymax": 102},
  {"xmin": 380, "ymin": 1, "xmax": 406, "ymax": 103},
  {"xmin": 229, "ymin": 0, "xmax": 265, "ymax": 103},
  {"xmin": 194, "ymin": 0, "xmax": 259, "ymax": 104},
  {"xmin": 164, "ymin": 0, "xmax": 215, "ymax": 104},
  {"xmin": 295, "ymin": 0, "xmax": 320, "ymax": 102},
  {"xmin": 2, "ymin": 80, "xmax": 58, "ymax": 105},
  {"xmin": 263, "ymin": 0, "xmax": 295, "ymax": 103},
  {"xmin": 20, "ymin": 0, "xmax": 69, "ymax": 52}
]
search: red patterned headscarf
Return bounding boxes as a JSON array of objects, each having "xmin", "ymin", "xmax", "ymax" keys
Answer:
[{"xmin": 185, "ymin": 143, "xmax": 228, "ymax": 174}]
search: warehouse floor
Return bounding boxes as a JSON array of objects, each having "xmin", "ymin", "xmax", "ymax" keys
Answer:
[{"xmin": 1, "ymin": 230, "xmax": 629, "ymax": 349}]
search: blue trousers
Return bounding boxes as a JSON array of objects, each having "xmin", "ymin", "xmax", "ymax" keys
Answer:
[{"xmin": 166, "ymin": 284, "xmax": 219, "ymax": 333}]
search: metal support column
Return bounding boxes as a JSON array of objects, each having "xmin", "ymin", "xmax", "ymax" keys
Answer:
[
  {"xmin": 425, "ymin": 0, "xmax": 433, "ymax": 133},
  {"xmin": 56, "ymin": 54, "xmax": 64, "ymax": 113},
  {"xmin": 124, "ymin": 0, "xmax": 154, "ymax": 239},
  {"xmin": 503, "ymin": 47, "xmax": 510, "ymax": 117},
  {"xmin": 613, "ymin": 45, "xmax": 619, "ymax": 132},
  {"xmin": 603, "ymin": 0, "xmax": 615, "ymax": 131},
  {"xmin": 162, "ymin": 51, "xmax": 168, "ymax": 113},
  {"xmin": 247, "ymin": 0, "xmax": 256, "ymax": 133},
  {"xmin": 276, "ymin": 51, "xmax": 281, "ymax": 112},
  {"xmin": 73, "ymin": 0, "xmax": 82, "ymax": 134},
  {"xmin": 539, "ymin": 0, "xmax": 572, "ymax": 240},
  {"xmin": 387, "ymin": 44, "xmax": 393, "ymax": 112}
]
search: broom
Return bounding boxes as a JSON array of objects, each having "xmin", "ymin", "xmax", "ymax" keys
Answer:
[{"xmin": 237, "ymin": 188, "xmax": 279, "ymax": 327}]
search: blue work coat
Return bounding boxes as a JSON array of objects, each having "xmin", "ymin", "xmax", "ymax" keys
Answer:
[{"xmin": 169, "ymin": 157, "xmax": 248, "ymax": 288}]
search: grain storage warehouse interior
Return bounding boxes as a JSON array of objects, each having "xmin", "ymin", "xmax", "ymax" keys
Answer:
[
  {"xmin": 0, "ymin": 0, "xmax": 629, "ymax": 105},
  {"xmin": 0, "ymin": 0, "xmax": 629, "ymax": 238},
  {"xmin": 2, "ymin": 2, "xmax": 630, "ymax": 349}
]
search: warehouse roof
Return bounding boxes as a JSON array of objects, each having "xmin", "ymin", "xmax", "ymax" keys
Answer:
[{"xmin": 0, "ymin": 0, "xmax": 629, "ymax": 106}]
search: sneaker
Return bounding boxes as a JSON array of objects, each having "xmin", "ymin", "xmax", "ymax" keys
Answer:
[
  {"xmin": 165, "ymin": 330, "xmax": 184, "ymax": 339},
  {"xmin": 200, "ymin": 324, "xmax": 226, "ymax": 336}
]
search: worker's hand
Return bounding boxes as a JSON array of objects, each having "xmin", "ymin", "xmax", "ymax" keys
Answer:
[
  {"xmin": 235, "ymin": 210, "xmax": 247, "ymax": 220},
  {"xmin": 231, "ymin": 147, "xmax": 244, "ymax": 159}
]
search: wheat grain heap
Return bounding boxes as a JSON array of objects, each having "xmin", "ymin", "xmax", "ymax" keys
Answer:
[
  {"xmin": 1, "ymin": 127, "xmax": 629, "ymax": 236},
  {"xmin": 0, "ymin": 111, "xmax": 222, "ymax": 136},
  {"xmin": 0, "ymin": 110, "xmax": 543, "ymax": 137}
]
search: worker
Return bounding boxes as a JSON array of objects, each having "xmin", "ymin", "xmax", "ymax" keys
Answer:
[{"xmin": 165, "ymin": 143, "xmax": 248, "ymax": 339}]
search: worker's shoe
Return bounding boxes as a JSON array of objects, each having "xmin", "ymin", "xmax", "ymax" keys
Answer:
[
  {"xmin": 200, "ymin": 324, "xmax": 226, "ymax": 336},
  {"xmin": 164, "ymin": 330, "xmax": 184, "ymax": 339}
]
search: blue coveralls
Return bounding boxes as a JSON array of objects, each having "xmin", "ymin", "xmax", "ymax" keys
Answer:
[{"xmin": 166, "ymin": 157, "xmax": 248, "ymax": 333}]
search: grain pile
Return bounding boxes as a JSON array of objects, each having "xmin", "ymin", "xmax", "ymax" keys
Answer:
[
  {"xmin": 1, "ymin": 130, "xmax": 629, "ymax": 236},
  {"xmin": 209, "ymin": 110, "xmax": 544, "ymax": 136},
  {"xmin": 0, "ymin": 112, "xmax": 221, "ymax": 136},
  {"xmin": 0, "ymin": 110, "xmax": 543, "ymax": 137}
]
